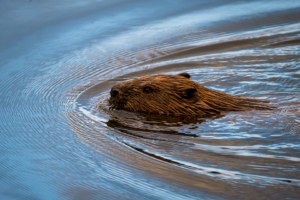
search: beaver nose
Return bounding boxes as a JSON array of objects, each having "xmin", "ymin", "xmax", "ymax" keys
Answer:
[{"xmin": 110, "ymin": 86, "xmax": 119, "ymax": 98}]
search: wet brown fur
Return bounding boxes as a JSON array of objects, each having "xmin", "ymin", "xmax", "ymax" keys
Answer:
[{"xmin": 108, "ymin": 73, "xmax": 272, "ymax": 116}]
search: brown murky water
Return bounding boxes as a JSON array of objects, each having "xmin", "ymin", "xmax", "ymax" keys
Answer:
[{"xmin": 1, "ymin": 0, "xmax": 300, "ymax": 199}]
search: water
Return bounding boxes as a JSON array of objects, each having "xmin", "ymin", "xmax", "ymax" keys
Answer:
[{"xmin": 1, "ymin": 0, "xmax": 300, "ymax": 199}]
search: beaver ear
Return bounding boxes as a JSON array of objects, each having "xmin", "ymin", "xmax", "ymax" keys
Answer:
[
  {"xmin": 177, "ymin": 72, "xmax": 191, "ymax": 79},
  {"xmin": 181, "ymin": 88, "xmax": 199, "ymax": 103}
]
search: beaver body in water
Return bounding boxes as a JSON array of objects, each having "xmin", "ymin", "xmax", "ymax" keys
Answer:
[{"xmin": 108, "ymin": 73, "xmax": 272, "ymax": 116}]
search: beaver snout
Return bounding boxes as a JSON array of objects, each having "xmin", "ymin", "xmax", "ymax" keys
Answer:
[
  {"xmin": 109, "ymin": 85, "xmax": 127, "ymax": 110},
  {"xmin": 110, "ymin": 86, "xmax": 119, "ymax": 98}
]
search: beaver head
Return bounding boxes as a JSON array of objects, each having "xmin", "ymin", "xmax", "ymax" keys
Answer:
[{"xmin": 108, "ymin": 73, "xmax": 271, "ymax": 116}]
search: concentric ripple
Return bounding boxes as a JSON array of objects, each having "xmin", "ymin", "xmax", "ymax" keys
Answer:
[{"xmin": 1, "ymin": 0, "xmax": 300, "ymax": 199}]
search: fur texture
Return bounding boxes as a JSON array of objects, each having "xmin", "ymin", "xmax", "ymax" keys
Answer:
[{"xmin": 108, "ymin": 73, "xmax": 272, "ymax": 116}]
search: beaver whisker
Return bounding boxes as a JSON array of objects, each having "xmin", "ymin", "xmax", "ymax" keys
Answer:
[
  {"xmin": 109, "ymin": 104, "xmax": 117, "ymax": 110},
  {"xmin": 126, "ymin": 101, "xmax": 135, "ymax": 111}
]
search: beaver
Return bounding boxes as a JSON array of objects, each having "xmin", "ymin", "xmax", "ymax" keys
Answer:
[{"xmin": 108, "ymin": 73, "xmax": 272, "ymax": 116}]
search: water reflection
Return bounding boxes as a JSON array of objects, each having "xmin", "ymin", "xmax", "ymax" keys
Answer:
[{"xmin": 1, "ymin": 0, "xmax": 300, "ymax": 199}]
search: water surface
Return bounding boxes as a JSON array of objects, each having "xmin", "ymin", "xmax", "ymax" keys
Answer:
[{"xmin": 1, "ymin": 0, "xmax": 300, "ymax": 199}]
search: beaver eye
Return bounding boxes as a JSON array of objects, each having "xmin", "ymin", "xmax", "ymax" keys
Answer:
[{"xmin": 143, "ymin": 87, "xmax": 153, "ymax": 93}]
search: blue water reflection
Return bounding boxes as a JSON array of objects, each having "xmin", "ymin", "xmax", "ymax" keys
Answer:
[{"xmin": 1, "ymin": 0, "xmax": 300, "ymax": 199}]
